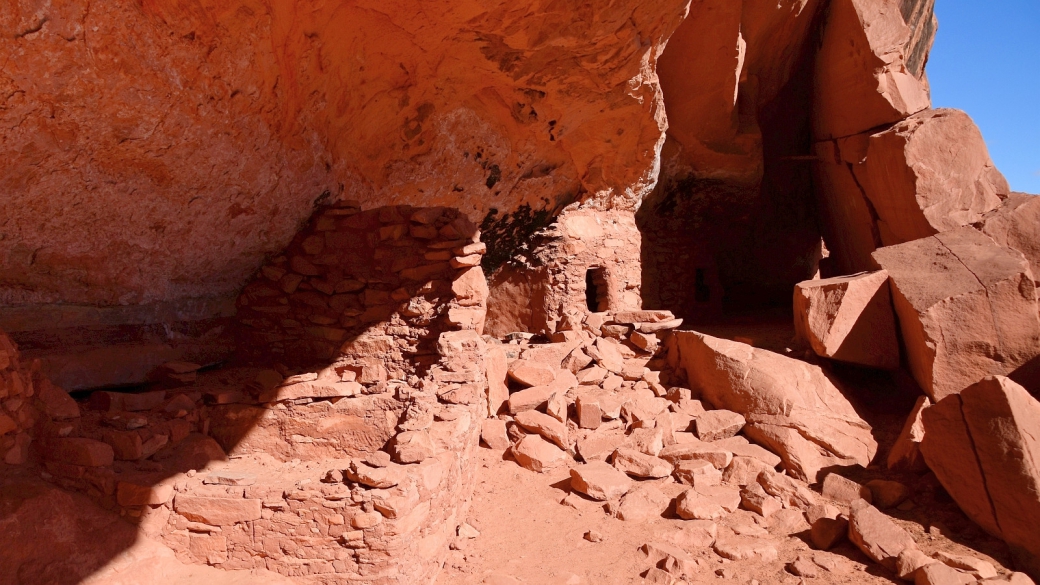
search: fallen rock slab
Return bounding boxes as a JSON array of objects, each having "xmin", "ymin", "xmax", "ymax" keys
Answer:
[
  {"xmin": 915, "ymin": 563, "xmax": 976, "ymax": 585},
  {"xmin": 672, "ymin": 331, "xmax": 877, "ymax": 482},
  {"xmin": 569, "ymin": 461, "xmax": 633, "ymax": 501},
  {"xmin": 617, "ymin": 485, "xmax": 671, "ymax": 522},
  {"xmin": 513, "ymin": 410, "xmax": 569, "ymax": 450},
  {"xmin": 612, "ymin": 448, "xmax": 672, "ymax": 479},
  {"xmin": 848, "ymin": 500, "xmax": 917, "ymax": 572},
  {"xmin": 821, "ymin": 473, "xmax": 872, "ymax": 505},
  {"xmin": 871, "ymin": 227, "xmax": 1040, "ymax": 401},
  {"xmin": 920, "ymin": 376, "xmax": 1040, "ymax": 578},
  {"xmin": 512, "ymin": 434, "xmax": 568, "ymax": 473},
  {"xmin": 794, "ymin": 270, "xmax": 900, "ymax": 369},
  {"xmin": 694, "ymin": 409, "xmax": 745, "ymax": 441},
  {"xmin": 675, "ymin": 489, "xmax": 724, "ymax": 521},
  {"xmin": 713, "ymin": 536, "xmax": 779, "ymax": 563}
]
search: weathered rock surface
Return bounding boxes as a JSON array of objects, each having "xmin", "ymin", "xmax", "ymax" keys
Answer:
[
  {"xmin": 0, "ymin": 0, "xmax": 690, "ymax": 310},
  {"xmin": 816, "ymin": 109, "xmax": 1010, "ymax": 273},
  {"xmin": 569, "ymin": 461, "xmax": 633, "ymax": 502},
  {"xmin": 888, "ymin": 396, "xmax": 931, "ymax": 472},
  {"xmin": 981, "ymin": 194, "xmax": 1040, "ymax": 288},
  {"xmin": 673, "ymin": 331, "xmax": 877, "ymax": 481},
  {"xmin": 814, "ymin": 0, "xmax": 934, "ymax": 141},
  {"xmin": 872, "ymin": 228, "xmax": 1040, "ymax": 401},
  {"xmin": 849, "ymin": 501, "xmax": 918, "ymax": 572},
  {"xmin": 794, "ymin": 270, "xmax": 899, "ymax": 369},
  {"xmin": 920, "ymin": 376, "xmax": 1040, "ymax": 578}
]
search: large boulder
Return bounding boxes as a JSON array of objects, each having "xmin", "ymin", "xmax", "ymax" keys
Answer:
[
  {"xmin": 671, "ymin": 331, "xmax": 877, "ymax": 482},
  {"xmin": 871, "ymin": 227, "xmax": 1040, "ymax": 401},
  {"xmin": 920, "ymin": 376, "xmax": 1040, "ymax": 579},
  {"xmin": 981, "ymin": 193, "xmax": 1040, "ymax": 289},
  {"xmin": 814, "ymin": 0, "xmax": 934, "ymax": 141},
  {"xmin": 793, "ymin": 270, "xmax": 899, "ymax": 369},
  {"xmin": 815, "ymin": 109, "xmax": 1010, "ymax": 273}
]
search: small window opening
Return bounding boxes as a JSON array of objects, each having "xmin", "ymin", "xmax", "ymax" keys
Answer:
[
  {"xmin": 585, "ymin": 267, "xmax": 610, "ymax": 312},
  {"xmin": 694, "ymin": 268, "xmax": 711, "ymax": 303}
]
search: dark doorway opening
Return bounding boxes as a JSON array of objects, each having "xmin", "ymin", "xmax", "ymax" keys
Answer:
[{"xmin": 585, "ymin": 267, "xmax": 609, "ymax": 312}]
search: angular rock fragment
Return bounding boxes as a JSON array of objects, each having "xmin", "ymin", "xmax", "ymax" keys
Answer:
[
  {"xmin": 612, "ymin": 448, "xmax": 672, "ymax": 479},
  {"xmin": 616, "ymin": 485, "xmax": 671, "ymax": 522},
  {"xmin": 794, "ymin": 270, "xmax": 899, "ymax": 369},
  {"xmin": 915, "ymin": 563, "xmax": 976, "ymax": 585},
  {"xmin": 513, "ymin": 410, "xmax": 569, "ymax": 450},
  {"xmin": 888, "ymin": 396, "xmax": 931, "ymax": 472},
  {"xmin": 872, "ymin": 228, "xmax": 1040, "ymax": 401},
  {"xmin": 741, "ymin": 483, "xmax": 782, "ymax": 518},
  {"xmin": 507, "ymin": 359, "xmax": 557, "ymax": 387},
  {"xmin": 821, "ymin": 473, "xmax": 872, "ymax": 505},
  {"xmin": 675, "ymin": 459, "xmax": 721, "ymax": 487},
  {"xmin": 694, "ymin": 409, "xmax": 745, "ymax": 442},
  {"xmin": 481, "ymin": 418, "xmax": 511, "ymax": 450},
  {"xmin": 673, "ymin": 332, "xmax": 877, "ymax": 481},
  {"xmin": 920, "ymin": 376, "xmax": 1040, "ymax": 578},
  {"xmin": 712, "ymin": 536, "xmax": 779, "ymax": 562},
  {"xmin": 569, "ymin": 461, "xmax": 632, "ymax": 501},
  {"xmin": 934, "ymin": 552, "xmax": 997, "ymax": 580},
  {"xmin": 174, "ymin": 495, "xmax": 262, "ymax": 526},
  {"xmin": 512, "ymin": 435, "xmax": 568, "ymax": 473},
  {"xmin": 675, "ymin": 489, "xmax": 724, "ymax": 521},
  {"xmin": 897, "ymin": 548, "xmax": 938, "ymax": 581},
  {"xmin": 848, "ymin": 501, "xmax": 917, "ymax": 571},
  {"xmin": 757, "ymin": 469, "xmax": 816, "ymax": 509}
]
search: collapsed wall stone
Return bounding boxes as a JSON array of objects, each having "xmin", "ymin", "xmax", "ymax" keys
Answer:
[
  {"xmin": 815, "ymin": 109, "xmax": 1010, "ymax": 273},
  {"xmin": 871, "ymin": 227, "xmax": 1040, "ymax": 401},
  {"xmin": 671, "ymin": 331, "xmax": 877, "ymax": 482},
  {"xmin": 920, "ymin": 376, "xmax": 1040, "ymax": 579},
  {"xmin": 793, "ymin": 270, "xmax": 899, "ymax": 369}
]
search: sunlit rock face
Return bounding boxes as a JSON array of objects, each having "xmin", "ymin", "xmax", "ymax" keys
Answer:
[{"xmin": 0, "ymin": 0, "xmax": 688, "ymax": 307}]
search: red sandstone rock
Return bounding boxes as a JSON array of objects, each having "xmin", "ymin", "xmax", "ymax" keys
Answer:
[
  {"xmin": 981, "ymin": 194, "xmax": 1040, "ymax": 288},
  {"xmin": 507, "ymin": 360, "xmax": 557, "ymax": 387},
  {"xmin": 921, "ymin": 376, "xmax": 1040, "ymax": 578},
  {"xmin": 821, "ymin": 473, "xmax": 872, "ymax": 505},
  {"xmin": 612, "ymin": 447, "xmax": 672, "ymax": 479},
  {"xmin": 512, "ymin": 435, "xmax": 568, "ymax": 473},
  {"xmin": 872, "ymin": 228, "xmax": 1040, "ymax": 401},
  {"xmin": 616, "ymin": 484, "xmax": 671, "ymax": 522},
  {"xmin": 794, "ymin": 270, "xmax": 900, "ymax": 369},
  {"xmin": 694, "ymin": 409, "xmax": 745, "ymax": 441},
  {"xmin": 741, "ymin": 482, "xmax": 782, "ymax": 518},
  {"xmin": 888, "ymin": 396, "xmax": 931, "ymax": 472},
  {"xmin": 849, "ymin": 500, "xmax": 917, "ymax": 571},
  {"xmin": 513, "ymin": 410, "xmax": 568, "ymax": 450},
  {"xmin": 675, "ymin": 459, "xmax": 722, "ymax": 487},
  {"xmin": 569, "ymin": 461, "xmax": 633, "ymax": 501},
  {"xmin": 117, "ymin": 481, "xmax": 175, "ymax": 507},
  {"xmin": 173, "ymin": 495, "xmax": 262, "ymax": 526},
  {"xmin": 675, "ymin": 489, "xmax": 725, "ymax": 521},
  {"xmin": 673, "ymin": 332, "xmax": 877, "ymax": 481},
  {"xmin": 817, "ymin": 109, "xmax": 1010, "ymax": 272},
  {"xmin": 814, "ymin": 0, "xmax": 932, "ymax": 141},
  {"xmin": 915, "ymin": 563, "xmax": 976, "ymax": 585},
  {"xmin": 481, "ymin": 419, "xmax": 510, "ymax": 450},
  {"xmin": 713, "ymin": 536, "xmax": 780, "ymax": 563}
]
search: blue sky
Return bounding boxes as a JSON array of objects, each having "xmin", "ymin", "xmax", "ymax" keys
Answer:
[{"xmin": 927, "ymin": 1, "xmax": 1040, "ymax": 193}]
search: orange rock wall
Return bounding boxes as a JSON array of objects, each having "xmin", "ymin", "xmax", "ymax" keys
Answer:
[{"xmin": 0, "ymin": 0, "xmax": 688, "ymax": 310}]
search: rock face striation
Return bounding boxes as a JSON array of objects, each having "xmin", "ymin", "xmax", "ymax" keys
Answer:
[{"xmin": 921, "ymin": 377, "xmax": 1040, "ymax": 578}]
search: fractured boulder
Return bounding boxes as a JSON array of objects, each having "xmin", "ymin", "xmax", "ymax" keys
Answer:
[
  {"xmin": 920, "ymin": 376, "xmax": 1040, "ymax": 579},
  {"xmin": 793, "ymin": 270, "xmax": 899, "ymax": 369},
  {"xmin": 672, "ymin": 332, "xmax": 877, "ymax": 482},
  {"xmin": 872, "ymin": 227, "xmax": 1040, "ymax": 401}
]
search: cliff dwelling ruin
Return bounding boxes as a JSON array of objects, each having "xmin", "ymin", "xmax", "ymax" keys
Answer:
[{"xmin": 2, "ymin": 1, "xmax": 1040, "ymax": 584}]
